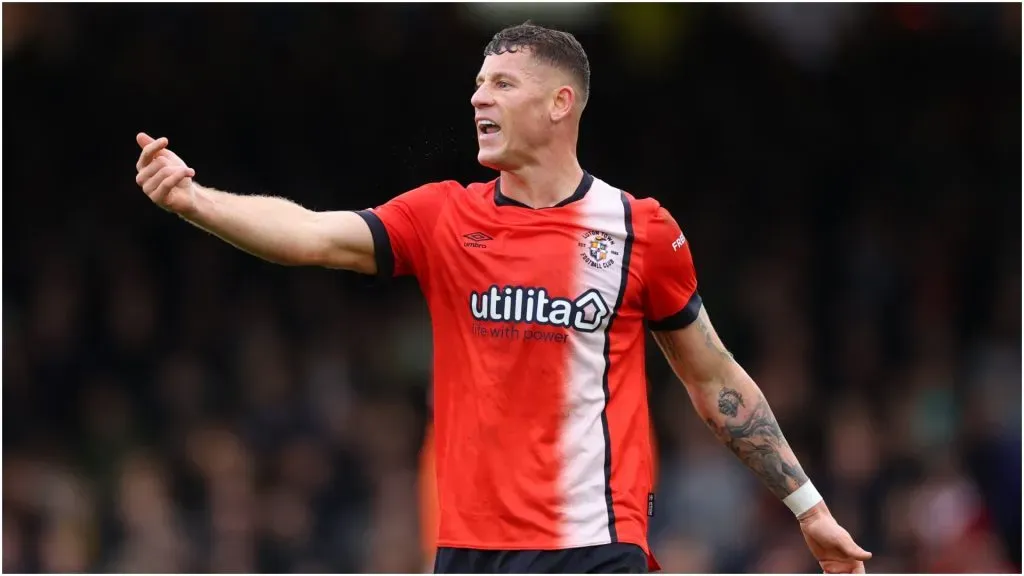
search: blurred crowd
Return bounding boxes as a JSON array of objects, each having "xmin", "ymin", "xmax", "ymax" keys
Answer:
[{"xmin": 3, "ymin": 3, "xmax": 1020, "ymax": 573}]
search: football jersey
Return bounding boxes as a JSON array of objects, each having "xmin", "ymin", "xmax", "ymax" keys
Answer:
[{"xmin": 358, "ymin": 172, "xmax": 701, "ymax": 570}]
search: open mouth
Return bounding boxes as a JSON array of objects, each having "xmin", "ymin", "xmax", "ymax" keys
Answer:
[{"xmin": 477, "ymin": 120, "xmax": 501, "ymax": 135}]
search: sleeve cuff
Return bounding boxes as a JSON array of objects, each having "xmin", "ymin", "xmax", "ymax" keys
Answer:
[
  {"xmin": 649, "ymin": 292, "xmax": 702, "ymax": 331},
  {"xmin": 356, "ymin": 209, "xmax": 395, "ymax": 280}
]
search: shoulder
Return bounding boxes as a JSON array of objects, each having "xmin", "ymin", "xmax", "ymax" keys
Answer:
[
  {"xmin": 416, "ymin": 178, "xmax": 498, "ymax": 203},
  {"xmin": 588, "ymin": 176, "xmax": 668, "ymax": 220},
  {"xmin": 463, "ymin": 179, "xmax": 499, "ymax": 201},
  {"xmin": 409, "ymin": 179, "xmax": 467, "ymax": 199},
  {"xmin": 581, "ymin": 176, "xmax": 683, "ymax": 241},
  {"xmin": 611, "ymin": 187, "xmax": 683, "ymax": 243},
  {"xmin": 380, "ymin": 179, "xmax": 472, "ymax": 212}
]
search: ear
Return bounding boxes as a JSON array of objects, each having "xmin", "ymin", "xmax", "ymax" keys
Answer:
[{"xmin": 550, "ymin": 85, "xmax": 576, "ymax": 122}]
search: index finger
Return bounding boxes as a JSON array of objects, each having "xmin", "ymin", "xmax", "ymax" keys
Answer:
[{"xmin": 136, "ymin": 137, "xmax": 169, "ymax": 171}]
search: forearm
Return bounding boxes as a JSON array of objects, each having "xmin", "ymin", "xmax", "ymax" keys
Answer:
[
  {"xmin": 688, "ymin": 362, "xmax": 809, "ymax": 499},
  {"xmin": 652, "ymin": 304, "xmax": 869, "ymax": 567},
  {"xmin": 185, "ymin": 184, "xmax": 328, "ymax": 266}
]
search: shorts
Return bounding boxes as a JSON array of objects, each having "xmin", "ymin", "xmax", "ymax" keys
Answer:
[{"xmin": 433, "ymin": 543, "xmax": 648, "ymax": 574}]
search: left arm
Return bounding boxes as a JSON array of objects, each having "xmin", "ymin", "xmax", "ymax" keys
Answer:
[
  {"xmin": 651, "ymin": 305, "xmax": 810, "ymax": 503},
  {"xmin": 638, "ymin": 204, "xmax": 869, "ymax": 572},
  {"xmin": 652, "ymin": 305, "xmax": 872, "ymax": 572}
]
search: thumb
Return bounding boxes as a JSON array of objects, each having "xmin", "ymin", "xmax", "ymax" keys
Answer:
[
  {"xmin": 137, "ymin": 132, "xmax": 155, "ymax": 148},
  {"xmin": 842, "ymin": 539, "xmax": 872, "ymax": 562}
]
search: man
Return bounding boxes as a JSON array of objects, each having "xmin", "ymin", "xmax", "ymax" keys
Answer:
[{"xmin": 135, "ymin": 22, "xmax": 870, "ymax": 574}]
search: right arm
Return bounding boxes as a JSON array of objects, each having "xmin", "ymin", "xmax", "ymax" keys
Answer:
[
  {"xmin": 185, "ymin": 185, "xmax": 376, "ymax": 273},
  {"xmin": 134, "ymin": 132, "xmax": 376, "ymax": 273}
]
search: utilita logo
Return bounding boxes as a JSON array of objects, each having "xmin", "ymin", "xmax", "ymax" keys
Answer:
[
  {"xmin": 469, "ymin": 285, "xmax": 610, "ymax": 333},
  {"xmin": 463, "ymin": 231, "xmax": 493, "ymax": 248}
]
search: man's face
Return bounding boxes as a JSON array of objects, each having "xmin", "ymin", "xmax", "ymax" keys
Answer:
[{"xmin": 472, "ymin": 50, "xmax": 559, "ymax": 171}]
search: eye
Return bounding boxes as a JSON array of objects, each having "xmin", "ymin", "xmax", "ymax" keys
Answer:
[{"xmin": 496, "ymin": 80, "xmax": 511, "ymax": 89}]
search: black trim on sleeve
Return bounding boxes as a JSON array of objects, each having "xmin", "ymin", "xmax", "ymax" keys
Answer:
[
  {"xmin": 355, "ymin": 209, "xmax": 395, "ymax": 280},
  {"xmin": 648, "ymin": 291, "xmax": 703, "ymax": 331}
]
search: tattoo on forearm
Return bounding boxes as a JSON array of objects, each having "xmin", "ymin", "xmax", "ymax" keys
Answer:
[
  {"xmin": 705, "ymin": 387, "xmax": 808, "ymax": 499},
  {"xmin": 651, "ymin": 331, "xmax": 684, "ymax": 363},
  {"xmin": 717, "ymin": 388, "xmax": 743, "ymax": 417},
  {"xmin": 695, "ymin": 314, "xmax": 734, "ymax": 362},
  {"xmin": 650, "ymin": 312, "xmax": 733, "ymax": 366}
]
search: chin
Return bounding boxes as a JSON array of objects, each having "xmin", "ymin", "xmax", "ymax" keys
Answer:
[{"xmin": 477, "ymin": 149, "xmax": 509, "ymax": 171}]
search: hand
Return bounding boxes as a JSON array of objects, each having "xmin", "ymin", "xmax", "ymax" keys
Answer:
[
  {"xmin": 798, "ymin": 503, "xmax": 872, "ymax": 573},
  {"xmin": 135, "ymin": 132, "xmax": 197, "ymax": 215}
]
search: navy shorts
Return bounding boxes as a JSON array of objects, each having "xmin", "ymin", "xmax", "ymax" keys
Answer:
[{"xmin": 433, "ymin": 543, "xmax": 648, "ymax": 574}]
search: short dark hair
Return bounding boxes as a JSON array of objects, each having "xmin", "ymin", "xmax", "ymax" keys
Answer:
[{"xmin": 483, "ymin": 22, "xmax": 591, "ymax": 107}]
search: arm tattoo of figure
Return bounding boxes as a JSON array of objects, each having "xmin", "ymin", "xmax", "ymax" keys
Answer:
[{"xmin": 705, "ymin": 387, "xmax": 808, "ymax": 499}]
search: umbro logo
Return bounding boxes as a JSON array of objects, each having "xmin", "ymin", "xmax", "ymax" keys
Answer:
[
  {"xmin": 463, "ymin": 231, "xmax": 493, "ymax": 249},
  {"xmin": 463, "ymin": 232, "xmax": 493, "ymax": 242}
]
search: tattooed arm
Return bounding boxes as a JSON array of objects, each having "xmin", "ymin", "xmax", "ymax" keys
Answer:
[
  {"xmin": 651, "ymin": 304, "xmax": 811, "ymax": 502},
  {"xmin": 652, "ymin": 303, "xmax": 872, "ymax": 571},
  {"xmin": 641, "ymin": 208, "xmax": 869, "ymax": 571}
]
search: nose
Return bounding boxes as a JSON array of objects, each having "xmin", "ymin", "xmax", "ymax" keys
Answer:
[{"xmin": 471, "ymin": 85, "xmax": 493, "ymax": 109}]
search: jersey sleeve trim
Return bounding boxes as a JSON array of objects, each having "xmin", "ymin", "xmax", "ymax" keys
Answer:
[
  {"xmin": 355, "ymin": 209, "xmax": 394, "ymax": 279},
  {"xmin": 648, "ymin": 291, "xmax": 702, "ymax": 331}
]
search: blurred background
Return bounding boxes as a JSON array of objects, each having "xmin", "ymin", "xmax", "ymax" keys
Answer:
[{"xmin": 2, "ymin": 2, "xmax": 1021, "ymax": 573}]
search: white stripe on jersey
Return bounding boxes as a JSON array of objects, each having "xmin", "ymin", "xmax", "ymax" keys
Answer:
[{"xmin": 559, "ymin": 178, "xmax": 629, "ymax": 547}]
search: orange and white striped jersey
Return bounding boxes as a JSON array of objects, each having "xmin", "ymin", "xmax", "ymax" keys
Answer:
[{"xmin": 360, "ymin": 173, "xmax": 701, "ymax": 571}]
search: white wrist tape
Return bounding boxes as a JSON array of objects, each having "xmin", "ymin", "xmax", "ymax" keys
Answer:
[{"xmin": 783, "ymin": 480, "xmax": 823, "ymax": 517}]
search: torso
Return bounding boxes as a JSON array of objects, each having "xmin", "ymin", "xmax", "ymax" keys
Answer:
[{"xmin": 421, "ymin": 174, "xmax": 657, "ymax": 556}]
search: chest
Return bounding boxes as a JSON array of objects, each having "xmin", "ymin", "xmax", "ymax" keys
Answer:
[
  {"xmin": 440, "ymin": 210, "xmax": 629, "ymax": 279},
  {"xmin": 427, "ymin": 201, "xmax": 639, "ymax": 330}
]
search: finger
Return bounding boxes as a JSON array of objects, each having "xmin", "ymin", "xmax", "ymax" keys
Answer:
[
  {"xmin": 136, "ymin": 156, "xmax": 168, "ymax": 185},
  {"xmin": 852, "ymin": 561, "xmax": 866, "ymax": 574},
  {"xmin": 136, "ymin": 136, "xmax": 168, "ymax": 171},
  {"xmin": 158, "ymin": 147, "xmax": 185, "ymax": 164},
  {"xmin": 152, "ymin": 167, "xmax": 194, "ymax": 201},
  {"xmin": 136, "ymin": 132, "xmax": 154, "ymax": 148},
  {"xmin": 143, "ymin": 164, "xmax": 184, "ymax": 196},
  {"xmin": 138, "ymin": 136, "xmax": 168, "ymax": 166},
  {"xmin": 843, "ymin": 541, "xmax": 872, "ymax": 562}
]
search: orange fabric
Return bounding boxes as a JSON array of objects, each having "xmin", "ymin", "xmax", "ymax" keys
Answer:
[{"xmin": 420, "ymin": 424, "xmax": 661, "ymax": 567}]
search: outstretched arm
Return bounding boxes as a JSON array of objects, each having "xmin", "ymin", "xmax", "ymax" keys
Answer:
[
  {"xmin": 652, "ymin": 304, "xmax": 872, "ymax": 573},
  {"xmin": 134, "ymin": 133, "xmax": 376, "ymax": 272}
]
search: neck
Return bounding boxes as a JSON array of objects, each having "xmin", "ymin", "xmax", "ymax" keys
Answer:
[{"xmin": 499, "ymin": 151, "xmax": 584, "ymax": 209}]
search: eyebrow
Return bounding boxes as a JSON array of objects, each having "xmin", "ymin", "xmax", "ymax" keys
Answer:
[{"xmin": 475, "ymin": 72, "xmax": 518, "ymax": 86}]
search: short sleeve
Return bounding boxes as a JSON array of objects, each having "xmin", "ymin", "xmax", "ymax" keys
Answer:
[
  {"xmin": 643, "ymin": 207, "xmax": 703, "ymax": 331},
  {"xmin": 356, "ymin": 182, "xmax": 452, "ymax": 280}
]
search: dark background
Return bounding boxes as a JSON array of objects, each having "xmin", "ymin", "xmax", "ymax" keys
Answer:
[{"xmin": 3, "ymin": 3, "xmax": 1020, "ymax": 573}]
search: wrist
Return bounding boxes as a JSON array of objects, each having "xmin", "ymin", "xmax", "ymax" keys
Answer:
[
  {"xmin": 796, "ymin": 499, "xmax": 829, "ymax": 523},
  {"xmin": 783, "ymin": 479, "xmax": 824, "ymax": 518},
  {"xmin": 180, "ymin": 183, "xmax": 209, "ymax": 222}
]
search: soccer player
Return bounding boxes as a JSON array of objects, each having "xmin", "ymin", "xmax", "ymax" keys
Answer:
[{"xmin": 134, "ymin": 22, "xmax": 871, "ymax": 575}]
